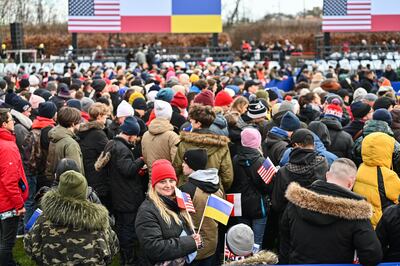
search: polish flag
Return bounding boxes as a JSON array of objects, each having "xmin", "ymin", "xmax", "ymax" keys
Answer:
[
  {"xmin": 226, "ymin": 193, "xmax": 242, "ymax": 217},
  {"xmin": 175, "ymin": 187, "xmax": 186, "ymax": 210}
]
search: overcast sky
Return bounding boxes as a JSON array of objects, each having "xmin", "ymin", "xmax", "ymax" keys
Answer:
[
  {"xmin": 221, "ymin": 0, "xmax": 323, "ymax": 21},
  {"xmin": 57, "ymin": 0, "xmax": 323, "ymax": 21}
]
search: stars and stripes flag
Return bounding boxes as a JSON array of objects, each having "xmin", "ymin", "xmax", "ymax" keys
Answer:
[
  {"xmin": 182, "ymin": 192, "xmax": 196, "ymax": 213},
  {"xmin": 257, "ymin": 157, "xmax": 277, "ymax": 185},
  {"xmin": 323, "ymin": 0, "xmax": 371, "ymax": 32},
  {"xmin": 68, "ymin": 0, "xmax": 121, "ymax": 32}
]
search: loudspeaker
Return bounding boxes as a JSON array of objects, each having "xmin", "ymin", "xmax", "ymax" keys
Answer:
[{"xmin": 10, "ymin": 23, "xmax": 24, "ymax": 50}]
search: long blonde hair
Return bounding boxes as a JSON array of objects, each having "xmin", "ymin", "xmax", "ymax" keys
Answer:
[{"xmin": 148, "ymin": 186, "xmax": 194, "ymax": 229}]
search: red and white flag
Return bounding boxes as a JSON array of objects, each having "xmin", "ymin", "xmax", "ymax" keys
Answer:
[
  {"xmin": 175, "ymin": 187, "xmax": 186, "ymax": 210},
  {"xmin": 257, "ymin": 157, "xmax": 277, "ymax": 185},
  {"xmin": 182, "ymin": 192, "xmax": 196, "ymax": 213},
  {"xmin": 226, "ymin": 193, "xmax": 242, "ymax": 217},
  {"xmin": 323, "ymin": 0, "xmax": 400, "ymax": 32}
]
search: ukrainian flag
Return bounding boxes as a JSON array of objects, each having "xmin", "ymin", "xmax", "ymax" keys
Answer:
[{"xmin": 204, "ymin": 195, "xmax": 234, "ymax": 225}]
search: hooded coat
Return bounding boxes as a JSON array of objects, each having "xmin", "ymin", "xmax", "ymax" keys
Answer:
[
  {"xmin": 272, "ymin": 148, "xmax": 328, "ymax": 213},
  {"xmin": 263, "ymin": 127, "xmax": 290, "ymax": 166},
  {"xmin": 376, "ymin": 203, "xmax": 400, "ymax": 262},
  {"xmin": 229, "ymin": 146, "xmax": 271, "ymax": 219},
  {"xmin": 391, "ymin": 109, "xmax": 400, "ymax": 142},
  {"xmin": 78, "ymin": 121, "xmax": 109, "ymax": 197},
  {"xmin": 46, "ymin": 125, "xmax": 84, "ymax": 180},
  {"xmin": 142, "ymin": 118, "xmax": 180, "ymax": 175},
  {"xmin": 280, "ymin": 181, "xmax": 382, "ymax": 265},
  {"xmin": 209, "ymin": 113, "xmax": 229, "ymax": 136},
  {"xmin": 0, "ymin": 128, "xmax": 28, "ymax": 213},
  {"xmin": 320, "ymin": 117, "xmax": 354, "ymax": 158},
  {"xmin": 11, "ymin": 109, "xmax": 32, "ymax": 153},
  {"xmin": 173, "ymin": 129, "xmax": 233, "ymax": 191},
  {"xmin": 354, "ymin": 132, "xmax": 400, "ymax": 227},
  {"xmin": 24, "ymin": 189, "xmax": 119, "ymax": 265},
  {"xmin": 224, "ymin": 250, "xmax": 278, "ymax": 265},
  {"xmin": 180, "ymin": 168, "xmax": 223, "ymax": 260}
]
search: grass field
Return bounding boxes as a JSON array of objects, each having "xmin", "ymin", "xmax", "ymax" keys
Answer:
[{"xmin": 13, "ymin": 238, "xmax": 120, "ymax": 265}]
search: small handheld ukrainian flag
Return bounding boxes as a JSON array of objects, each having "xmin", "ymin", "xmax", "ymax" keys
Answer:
[{"xmin": 203, "ymin": 195, "xmax": 234, "ymax": 225}]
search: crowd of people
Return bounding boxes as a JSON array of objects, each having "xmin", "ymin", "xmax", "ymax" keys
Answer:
[{"xmin": 1, "ymin": 58, "xmax": 400, "ymax": 266}]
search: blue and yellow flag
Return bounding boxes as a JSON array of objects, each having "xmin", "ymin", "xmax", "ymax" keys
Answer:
[{"xmin": 204, "ymin": 195, "xmax": 234, "ymax": 225}]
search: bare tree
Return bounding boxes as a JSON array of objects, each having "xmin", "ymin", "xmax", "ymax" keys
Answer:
[{"xmin": 226, "ymin": 0, "xmax": 242, "ymax": 26}]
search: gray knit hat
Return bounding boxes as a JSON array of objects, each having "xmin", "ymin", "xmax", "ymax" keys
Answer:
[{"xmin": 227, "ymin": 224, "xmax": 254, "ymax": 256}]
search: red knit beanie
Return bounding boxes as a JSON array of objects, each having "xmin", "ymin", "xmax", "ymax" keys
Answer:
[
  {"xmin": 171, "ymin": 91, "xmax": 188, "ymax": 109},
  {"xmin": 151, "ymin": 159, "xmax": 178, "ymax": 187},
  {"xmin": 194, "ymin": 90, "xmax": 215, "ymax": 106},
  {"xmin": 324, "ymin": 99, "xmax": 343, "ymax": 119},
  {"xmin": 215, "ymin": 90, "xmax": 233, "ymax": 107}
]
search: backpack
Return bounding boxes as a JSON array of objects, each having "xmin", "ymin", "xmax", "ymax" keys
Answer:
[{"xmin": 22, "ymin": 126, "xmax": 52, "ymax": 175}]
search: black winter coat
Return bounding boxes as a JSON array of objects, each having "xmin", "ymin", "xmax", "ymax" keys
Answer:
[
  {"xmin": 263, "ymin": 130, "xmax": 290, "ymax": 166},
  {"xmin": 228, "ymin": 146, "xmax": 271, "ymax": 219},
  {"xmin": 78, "ymin": 121, "xmax": 109, "ymax": 197},
  {"xmin": 107, "ymin": 137, "xmax": 145, "ymax": 212},
  {"xmin": 376, "ymin": 203, "xmax": 400, "ymax": 262},
  {"xmin": 272, "ymin": 148, "xmax": 328, "ymax": 213},
  {"xmin": 135, "ymin": 198, "xmax": 197, "ymax": 265},
  {"xmin": 321, "ymin": 117, "xmax": 354, "ymax": 158},
  {"xmin": 391, "ymin": 109, "xmax": 400, "ymax": 142},
  {"xmin": 280, "ymin": 180, "xmax": 382, "ymax": 266}
]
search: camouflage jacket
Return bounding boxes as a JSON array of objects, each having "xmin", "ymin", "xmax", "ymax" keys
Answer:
[{"xmin": 24, "ymin": 189, "xmax": 119, "ymax": 265}]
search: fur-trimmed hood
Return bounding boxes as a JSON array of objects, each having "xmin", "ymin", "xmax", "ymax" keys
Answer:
[
  {"xmin": 41, "ymin": 189, "xmax": 110, "ymax": 231},
  {"xmin": 224, "ymin": 250, "xmax": 278, "ymax": 265},
  {"xmin": 285, "ymin": 182, "xmax": 373, "ymax": 224},
  {"xmin": 180, "ymin": 130, "xmax": 230, "ymax": 147},
  {"xmin": 79, "ymin": 120, "xmax": 105, "ymax": 133}
]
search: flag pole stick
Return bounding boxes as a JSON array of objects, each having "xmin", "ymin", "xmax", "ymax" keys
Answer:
[
  {"xmin": 223, "ymin": 233, "xmax": 227, "ymax": 264},
  {"xmin": 186, "ymin": 208, "xmax": 195, "ymax": 233},
  {"xmin": 196, "ymin": 196, "xmax": 210, "ymax": 234}
]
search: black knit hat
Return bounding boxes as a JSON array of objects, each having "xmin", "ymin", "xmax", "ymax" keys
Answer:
[
  {"xmin": 38, "ymin": 102, "xmax": 57, "ymax": 119},
  {"xmin": 351, "ymin": 101, "xmax": 371, "ymax": 118},
  {"xmin": 247, "ymin": 101, "xmax": 267, "ymax": 119},
  {"xmin": 184, "ymin": 149, "xmax": 208, "ymax": 171},
  {"xmin": 132, "ymin": 97, "xmax": 147, "ymax": 111},
  {"xmin": 92, "ymin": 79, "xmax": 106, "ymax": 92}
]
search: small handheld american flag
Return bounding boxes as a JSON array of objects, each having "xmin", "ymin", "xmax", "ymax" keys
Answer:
[
  {"xmin": 182, "ymin": 192, "xmax": 196, "ymax": 213},
  {"xmin": 257, "ymin": 157, "xmax": 278, "ymax": 184}
]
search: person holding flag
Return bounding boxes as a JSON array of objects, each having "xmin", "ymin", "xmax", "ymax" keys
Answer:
[
  {"xmin": 227, "ymin": 128, "xmax": 274, "ymax": 247},
  {"xmin": 135, "ymin": 159, "xmax": 202, "ymax": 265},
  {"xmin": 180, "ymin": 148, "xmax": 224, "ymax": 265}
]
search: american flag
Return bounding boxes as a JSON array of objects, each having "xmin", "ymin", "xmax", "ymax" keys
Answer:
[
  {"xmin": 257, "ymin": 157, "xmax": 277, "ymax": 185},
  {"xmin": 322, "ymin": 0, "xmax": 372, "ymax": 32},
  {"xmin": 182, "ymin": 192, "xmax": 196, "ymax": 213},
  {"xmin": 68, "ymin": 0, "xmax": 121, "ymax": 32}
]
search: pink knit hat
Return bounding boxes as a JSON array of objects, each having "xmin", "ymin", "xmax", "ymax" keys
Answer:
[
  {"xmin": 241, "ymin": 128, "xmax": 262, "ymax": 149},
  {"xmin": 29, "ymin": 94, "xmax": 45, "ymax": 109}
]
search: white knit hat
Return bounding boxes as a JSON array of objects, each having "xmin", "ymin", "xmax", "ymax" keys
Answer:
[
  {"xmin": 154, "ymin": 100, "xmax": 172, "ymax": 120},
  {"xmin": 116, "ymin": 100, "xmax": 134, "ymax": 118}
]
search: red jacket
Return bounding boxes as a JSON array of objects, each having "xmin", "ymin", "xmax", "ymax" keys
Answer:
[{"xmin": 0, "ymin": 128, "xmax": 28, "ymax": 213}]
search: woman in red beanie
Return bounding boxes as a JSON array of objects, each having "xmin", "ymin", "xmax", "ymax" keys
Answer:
[{"xmin": 135, "ymin": 159, "xmax": 202, "ymax": 265}]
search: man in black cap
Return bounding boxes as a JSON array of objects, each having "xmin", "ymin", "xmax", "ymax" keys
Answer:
[{"xmin": 343, "ymin": 101, "xmax": 372, "ymax": 139}]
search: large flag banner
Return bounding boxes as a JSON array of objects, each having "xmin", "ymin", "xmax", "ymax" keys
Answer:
[
  {"xmin": 68, "ymin": 0, "xmax": 222, "ymax": 33},
  {"xmin": 323, "ymin": 0, "xmax": 400, "ymax": 32}
]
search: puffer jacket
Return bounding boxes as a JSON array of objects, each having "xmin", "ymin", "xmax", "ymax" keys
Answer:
[
  {"xmin": 24, "ymin": 189, "xmax": 119, "ymax": 265},
  {"xmin": 173, "ymin": 129, "xmax": 233, "ymax": 191},
  {"xmin": 135, "ymin": 197, "xmax": 197, "ymax": 265},
  {"xmin": 0, "ymin": 128, "xmax": 28, "ymax": 213},
  {"xmin": 272, "ymin": 148, "xmax": 328, "ymax": 213},
  {"xmin": 352, "ymin": 120, "xmax": 400, "ymax": 175},
  {"xmin": 180, "ymin": 169, "xmax": 223, "ymax": 260},
  {"xmin": 320, "ymin": 117, "xmax": 353, "ymax": 158},
  {"xmin": 78, "ymin": 121, "xmax": 109, "ymax": 197},
  {"xmin": 46, "ymin": 126, "xmax": 84, "ymax": 180},
  {"xmin": 209, "ymin": 113, "xmax": 229, "ymax": 136},
  {"xmin": 280, "ymin": 181, "xmax": 381, "ymax": 265},
  {"xmin": 354, "ymin": 132, "xmax": 400, "ymax": 227},
  {"xmin": 142, "ymin": 118, "xmax": 180, "ymax": 175},
  {"xmin": 229, "ymin": 146, "xmax": 271, "ymax": 218}
]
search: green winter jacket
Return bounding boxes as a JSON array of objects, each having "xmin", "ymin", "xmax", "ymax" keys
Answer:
[
  {"xmin": 46, "ymin": 126, "xmax": 84, "ymax": 180},
  {"xmin": 24, "ymin": 189, "xmax": 119, "ymax": 265},
  {"xmin": 173, "ymin": 129, "xmax": 233, "ymax": 191}
]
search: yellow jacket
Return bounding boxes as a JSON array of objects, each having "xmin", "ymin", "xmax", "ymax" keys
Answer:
[{"xmin": 354, "ymin": 132, "xmax": 400, "ymax": 227}]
